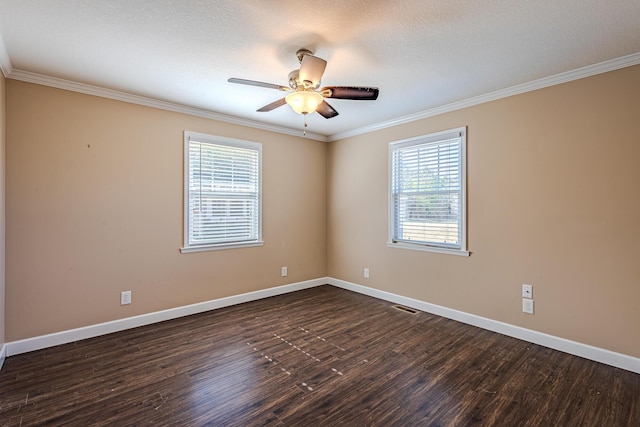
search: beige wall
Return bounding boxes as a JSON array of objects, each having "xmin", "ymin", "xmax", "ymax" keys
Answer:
[
  {"xmin": 0, "ymin": 72, "xmax": 5, "ymax": 347},
  {"xmin": 5, "ymin": 80, "xmax": 326, "ymax": 341},
  {"xmin": 4, "ymin": 65, "xmax": 640, "ymax": 361},
  {"xmin": 328, "ymin": 65, "xmax": 640, "ymax": 358}
]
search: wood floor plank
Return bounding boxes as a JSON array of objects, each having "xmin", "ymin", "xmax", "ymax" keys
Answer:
[{"xmin": 0, "ymin": 285, "xmax": 638, "ymax": 426}]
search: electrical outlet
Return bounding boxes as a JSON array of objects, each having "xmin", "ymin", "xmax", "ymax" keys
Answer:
[
  {"xmin": 281, "ymin": 266, "xmax": 288, "ymax": 277},
  {"xmin": 522, "ymin": 298, "xmax": 534, "ymax": 314},
  {"xmin": 522, "ymin": 284, "xmax": 533, "ymax": 299},
  {"xmin": 121, "ymin": 291, "xmax": 132, "ymax": 305},
  {"xmin": 364, "ymin": 268, "xmax": 370, "ymax": 278}
]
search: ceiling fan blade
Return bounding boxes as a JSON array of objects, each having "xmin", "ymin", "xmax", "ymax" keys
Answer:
[
  {"xmin": 316, "ymin": 100, "xmax": 339, "ymax": 119},
  {"xmin": 257, "ymin": 97, "xmax": 287, "ymax": 112},
  {"xmin": 321, "ymin": 86, "xmax": 379, "ymax": 100},
  {"xmin": 228, "ymin": 78, "xmax": 289, "ymax": 91},
  {"xmin": 299, "ymin": 54, "xmax": 327, "ymax": 86}
]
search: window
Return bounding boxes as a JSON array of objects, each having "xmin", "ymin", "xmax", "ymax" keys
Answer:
[
  {"xmin": 389, "ymin": 127, "xmax": 468, "ymax": 256},
  {"xmin": 182, "ymin": 131, "xmax": 263, "ymax": 253}
]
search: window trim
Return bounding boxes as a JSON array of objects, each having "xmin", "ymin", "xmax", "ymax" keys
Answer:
[
  {"xmin": 387, "ymin": 127, "xmax": 469, "ymax": 257},
  {"xmin": 181, "ymin": 131, "xmax": 263, "ymax": 254}
]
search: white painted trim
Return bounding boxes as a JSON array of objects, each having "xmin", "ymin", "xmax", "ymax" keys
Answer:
[
  {"xmin": 386, "ymin": 242, "xmax": 470, "ymax": 257},
  {"xmin": 182, "ymin": 131, "xmax": 264, "ymax": 253},
  {"xmin": 3, "ymin": 277, "xmax": 639, "ymax": 375},
  {"xmin": 180, "ymin": 241, "xmax": 264, "ymax": 253},
  {"xmin": 327, "ymin": 278, "xmax": 640, "ymax": 374},
  {"xmin": 388, "ymin": 127, "xmax": 468, "ymax": 256},
  {"xmin": 5, "ymin": 69, "xmax": 328, "ymax": 142},
  {"xmin": 3, "ymin": 53, "xmax": 639, "ymax": 143},
  {"xmin": 0, "ymin": 33, "xmax": 12, "ymax": 77},
  {"xmin": 328, "ymin": 52, "xmax": 640, "ymax": 141},
  {"xmin": 0, "ymin": 344, "xmax": 6, "ymax": 370},
  {"xmin": 5, "ymin": 278, "xmax": 327, "ymax": 357}
]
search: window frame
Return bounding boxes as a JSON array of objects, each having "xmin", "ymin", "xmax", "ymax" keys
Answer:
[
  {"xmin": 181, "ymin": 131, "xmax": 263, "ymax": 254},
  {"xmin": 387, "ymin": 127, "xmax": 469, "ymax": 257}
]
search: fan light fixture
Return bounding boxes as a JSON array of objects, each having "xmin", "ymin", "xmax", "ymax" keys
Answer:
[
  {"xmin": 285, "ymin": 90, "xmax": 323, "ymax": 115},
  {"xmin": 228, "ymin": 48, "xmax": 380, "ymax": 135}
]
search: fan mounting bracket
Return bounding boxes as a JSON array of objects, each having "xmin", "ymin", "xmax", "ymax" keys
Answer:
[{"xmin": 296, "ymin": 48, "xmax": 313, "ymax": 63}]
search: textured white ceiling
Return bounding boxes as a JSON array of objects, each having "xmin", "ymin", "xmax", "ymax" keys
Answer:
[{"xmin": 0, "ymin": 0, "xmax": 639, "ymax": 138}]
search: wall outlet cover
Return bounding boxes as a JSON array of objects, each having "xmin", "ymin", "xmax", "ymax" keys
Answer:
[
  {"xmin": 121, "ymin": 291, "xmax": 132, "ymax": 305},
  {"xmin": 522, "ymin": 298, "xmax": 534, "ymax": 314}
]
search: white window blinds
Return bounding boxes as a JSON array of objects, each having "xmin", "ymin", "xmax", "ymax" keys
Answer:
[
  {"xmin": 390, "ymin": 128, "xmax": 466, "ymax": 252},
  {"xmin": 183, "ymin": 132, "xmax": 262, "ymax": 251}
]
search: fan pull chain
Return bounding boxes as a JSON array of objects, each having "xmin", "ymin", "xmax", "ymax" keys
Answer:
[{"xmin": 303, "ymin": 113, "xmax": 308, "ymax": 136}]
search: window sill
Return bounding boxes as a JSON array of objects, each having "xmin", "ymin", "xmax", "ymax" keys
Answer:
[
  {"xmin": 181, "ymin": 241, "xmax": 264, "ymax": 253},
  {"xmin": 386, "ymin": 242, "xmax": 470, "ymax": 257}
]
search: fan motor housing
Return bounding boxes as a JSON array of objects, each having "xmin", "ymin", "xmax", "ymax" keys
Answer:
[
  {"xmin": 288, "ymin": 69, "xmax": 320, "ymax": 90},
  {"xmin": 288, "ymin": 70, "xmax": 300, "ymax": 89}
]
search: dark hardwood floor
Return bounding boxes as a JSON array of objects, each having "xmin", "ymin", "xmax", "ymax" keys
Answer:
[{"xmin": 0, "ymin": 285, "xmax": 638, "ymax": 426}]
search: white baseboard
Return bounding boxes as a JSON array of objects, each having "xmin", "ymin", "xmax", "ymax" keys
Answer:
[
  {"xmin": 6, "ymin": 278, "xmax": 326, "ymax": 357},
  {"xmin": 0, "ymin": 343, "xmax": 6, "ymax": 370},
  {"xmin": 4, "ymin": 276, "xmax": 639, "ymax": 375},
  {"xmin": 327, "ymin": 278, "xmax": 640, "ymax": 374}
]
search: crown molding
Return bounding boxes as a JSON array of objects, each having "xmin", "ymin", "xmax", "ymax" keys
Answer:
[
  {"xmin": 4, "ymin": 51, "xmax": 639, "ymax": 142},
  {"xmin": 328, "ymin": 52, "xmax": 640, "ymax": 141},
  {"xmin": 0, "ymin": 33, "xmax": 12, "ymax": 77},
  {"xmin": 6, "ymin": 69, "xmax": 328, "ymax": 142}
]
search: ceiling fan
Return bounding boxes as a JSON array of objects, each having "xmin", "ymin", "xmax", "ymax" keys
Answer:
[{"xmin": 228, "ymin": 48, "xmax": 379, "ymax": 125}]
